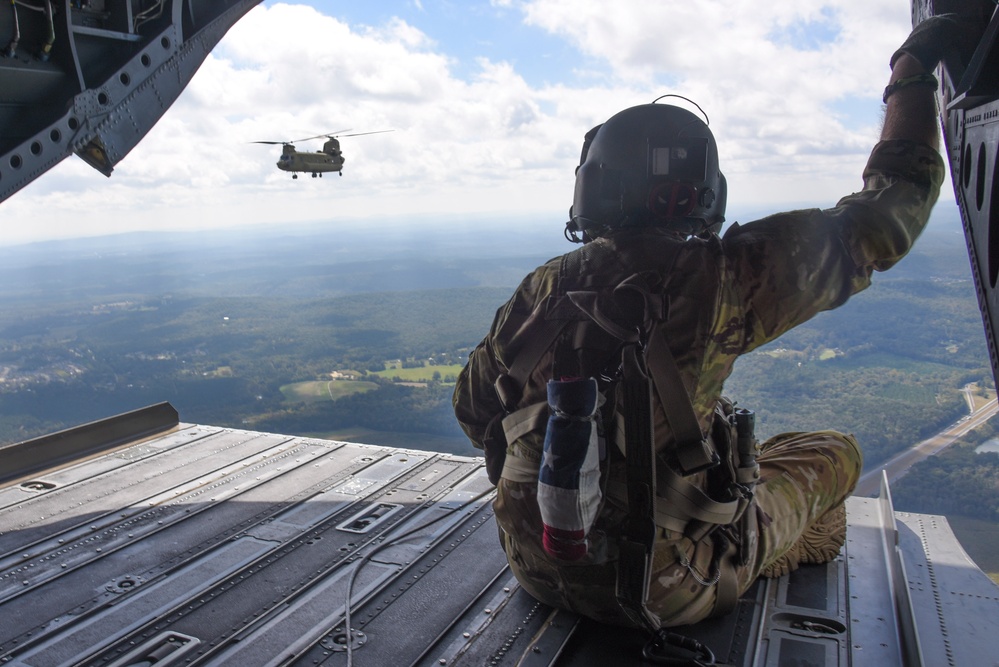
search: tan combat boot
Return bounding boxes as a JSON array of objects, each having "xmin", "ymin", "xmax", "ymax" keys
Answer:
[{"xmin": 761, "ymin": 503, "xmax": 847, "ymax": 578}]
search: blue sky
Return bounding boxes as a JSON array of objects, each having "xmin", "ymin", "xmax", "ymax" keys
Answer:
[
  {"xmin": 1, "ymin": 0, "xmax": 946, "ymax": 245},
  {"xmin": 326, "ymin": 1, "xmax": 587, "ymax": 87}
]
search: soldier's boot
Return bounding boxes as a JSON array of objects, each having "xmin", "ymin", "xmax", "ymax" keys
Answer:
[{"xmin": 761, "ymin": 503, "xmax": 847, "ymax": 578}]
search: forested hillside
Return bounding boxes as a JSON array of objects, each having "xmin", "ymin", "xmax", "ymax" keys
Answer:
[
  {"xmin": 725, "ymin": 274, "xmax": 987, "ymax": 465},
  {"xmin": 0, "ymin": 217, "xmax": 990, "ymax": 475},
  {"xmin": 891, "ymin": 419, "xmax": 999, "ymax": 521}
]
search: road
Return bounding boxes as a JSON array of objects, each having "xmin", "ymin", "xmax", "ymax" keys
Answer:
[{"xmin": 853, "ymin": 394, "xmax": 999, "ymax": 497}]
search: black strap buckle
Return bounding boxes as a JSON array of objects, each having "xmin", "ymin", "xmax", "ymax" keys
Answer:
[
  {"xmin": 676, "ymin": 439, "xmax": 720, "ymax": 475},
  {"xmin": 642, "ymin": 629, "xmax": 718, "ymax": 666}
]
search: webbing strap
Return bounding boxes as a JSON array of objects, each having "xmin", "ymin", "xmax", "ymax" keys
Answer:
[
  {"xmin": 658, "ymin": 466, "xmax": 739, "ymax": 525},
  {"xmin": 500, "ymin": 245, "xmax": 594, "ymax": 392},
  {"xmin": 644, "ymin": 327, "xmax": 717, "ymax": 475},
  {"xmin": 605, "ymin": 467, "xmax": 740, "ymax": 534},
  {"xmin": 615, "ymin": 344, "xmax": 662, "ymax": 632},
  {"xmin": 566, "ymin": 272, "xmax": 717, "ymax": 476},
  {"xmin": 502, "ymin": 303, "xmax": 570, "ymax": 394},
  {"xmin": 713, "ymin": 538, "xmax": 740, "ymax": 617},
  {"xmin": 500, "ymin": 450, "xmax": 542, "ymax": 483},
  {"xmin": 566, "ymin": 291, "xmax": 637, "ymax": 342},
  {"xmin": 500, "ymin": 402, "xmax": 548, "ymax": 445}
]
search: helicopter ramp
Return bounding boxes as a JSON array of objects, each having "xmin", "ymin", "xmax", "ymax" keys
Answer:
[{"xmin": 1, "ymin": 403, "xmax": 998, "ymax": 666}]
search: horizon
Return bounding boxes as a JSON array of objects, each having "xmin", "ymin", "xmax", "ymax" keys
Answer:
[{"xmin": 0, "ymin": 198, "xmax": 966, "ymax": 252}]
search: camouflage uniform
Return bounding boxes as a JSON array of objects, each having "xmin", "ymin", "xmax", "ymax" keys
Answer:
[{"xmin": 453, "ymin": 139, "xmax": 944, "ymax": 627}]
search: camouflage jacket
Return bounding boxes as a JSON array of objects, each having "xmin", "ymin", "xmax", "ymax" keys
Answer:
[{"xmin": 453, "ymin": 139, "xmax": 945, "ymax": 471}]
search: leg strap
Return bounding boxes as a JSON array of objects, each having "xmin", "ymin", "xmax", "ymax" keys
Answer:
[{"xmin": 711, "ymin": 534, "xmax": 741, "ymax": 617}]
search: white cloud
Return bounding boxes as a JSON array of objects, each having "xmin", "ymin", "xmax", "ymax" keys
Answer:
[
  {"xmin": 509, "ymin": 0, "xmax": 928, "ymax": 208},
  {"xmin": 1, "ymin": 1, "xmax": 951, "ymax": 245}
]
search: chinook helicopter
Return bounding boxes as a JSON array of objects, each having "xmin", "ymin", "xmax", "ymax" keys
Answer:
[{"xmin": 252, "ymin": 129, "xmax": 392, "ymax": 179}]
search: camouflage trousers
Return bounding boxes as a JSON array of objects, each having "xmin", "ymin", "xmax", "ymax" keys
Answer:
[{"xmin": 494, "ymin": 430, "xmax": 862, "ymax": 628}]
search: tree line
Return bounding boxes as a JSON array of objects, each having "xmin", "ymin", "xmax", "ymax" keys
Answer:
[
  {"xmin": 0, "ymin": 272, "xmax": 990, "ymax": 475},
  {"xmin": 891, "ymin": 419, "xmax": 999, "ymax": 521}
]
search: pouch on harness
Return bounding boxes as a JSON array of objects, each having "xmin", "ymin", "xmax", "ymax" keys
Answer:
[{"xmin": 488, "ymin": 244, "xmax": 761, "ymax": 631}]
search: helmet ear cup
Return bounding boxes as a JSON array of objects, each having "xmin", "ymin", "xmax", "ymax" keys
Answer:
[
  {"xmin": 571, "ymin": 159, "xmax": 613, "ymax": 231},
  {"xmin": 578, "ymin": 124, "xmax": 602, "ymax": 166}
]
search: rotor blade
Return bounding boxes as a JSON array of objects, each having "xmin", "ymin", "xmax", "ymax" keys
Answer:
[
  {"xmin": 292, "ymin": 129, "xmax": 353, "ymax": 142},
  {"xmin": 338, "ymin": 130, "xmax": 394, "ymax": 138},
  {"xmin": 251, "ymin": 141, "xmax": 289, "ymax": 145}
]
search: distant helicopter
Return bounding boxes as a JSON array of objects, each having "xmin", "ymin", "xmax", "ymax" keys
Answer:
[{"xmin": 252, "ymin": 129, "xmax": 392, "ymax": 179}]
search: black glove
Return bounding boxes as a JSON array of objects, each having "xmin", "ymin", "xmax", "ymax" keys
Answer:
[{"xmin": 890, "ymin": 13, "xmax": 982, "ymax": 71}]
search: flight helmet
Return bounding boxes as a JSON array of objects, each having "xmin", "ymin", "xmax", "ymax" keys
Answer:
[{"xmin": 566, "ymin": 101, "xmax": 726, "ymax": 242}]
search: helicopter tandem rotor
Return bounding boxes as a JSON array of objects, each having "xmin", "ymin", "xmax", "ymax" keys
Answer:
[{"xmin": 250, "ymin": 129, "xmax": 393, "ymax": 179}]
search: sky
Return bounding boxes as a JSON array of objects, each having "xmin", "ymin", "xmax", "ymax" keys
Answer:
[{"xmin": 0, "ymin": 0, "xmax": 951, "ymax": 245}]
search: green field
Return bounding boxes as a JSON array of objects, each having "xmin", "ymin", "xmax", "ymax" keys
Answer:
[
  {"xmin": 372, "ymin": 364, "xmax": 465, "ymax": 382},
  {"xmin": 280, "ymin": 380, "xmax": 379, "ymax": 403}
]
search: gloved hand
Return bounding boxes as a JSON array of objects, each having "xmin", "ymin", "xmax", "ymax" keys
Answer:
[{"xmin": 890, "ymin": 13, "xmax": 982, "ymax": 71}]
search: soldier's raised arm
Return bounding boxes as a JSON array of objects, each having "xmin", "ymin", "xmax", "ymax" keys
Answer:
[
  {"xmin": 882, "ymin": 50, "xmax": 939, "ymax": 148},
  {"xmin": 882, "ymin": 13, "xmax": 985, "ymax": 147}
]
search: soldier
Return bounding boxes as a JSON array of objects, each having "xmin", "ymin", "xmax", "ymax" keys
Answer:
[{"xmin": 453, "ymin": 17, "xmax": 962, "ymax": 633}]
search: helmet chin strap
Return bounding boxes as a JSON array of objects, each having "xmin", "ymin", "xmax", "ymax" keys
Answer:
[
  {"xmin": 564, "ymin": 220, "xmax": 585, "ymax": 243},
  {"xmin": 565, "ymin": 216, "xmax": 604, "ymax": 244},
  {"xmin": 658, "ymin": 215, "xmax": 720, "ymax": 239}
]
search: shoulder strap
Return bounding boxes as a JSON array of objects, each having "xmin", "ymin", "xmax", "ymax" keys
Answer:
[
  {"xmin": 494, "ymin": 296, "xmax": 571, "ymax": 408},
  {"xmin": 494, "ymin": 247, "xmax": 593, "ymax": 410},
  {"xmin": 643, "ymin": 324, "xmax": 718, "ymax": 474}
]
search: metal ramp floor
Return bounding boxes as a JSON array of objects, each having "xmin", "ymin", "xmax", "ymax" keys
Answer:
[{"xmin": 1, "ymin": 404, "xmax": 997, "ymax": 666}]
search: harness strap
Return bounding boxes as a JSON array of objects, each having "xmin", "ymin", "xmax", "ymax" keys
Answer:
[
  {"xmin": 567, "ymin": 276, "xmax": 717, "ymax": 476},
  {"xmin": 643, "ymin": 328, "xmax": 718, "ymax": 475},
  {"xmin": 499, "ymin": 451, "xmax": 540, "ymax": 483},
  {"xmin": 499, "ymin": 245, "xmax": 601, "ymax": 401},
  {"xmin": 712, "ymin": 536, "xmax": 741, "ymax": 616},
  {"xmin": 604, "ymin": 468, "xmax": 740, "ymax": 534},
  {"xmin": 496, "ymin": 301, "xmax": 570, "ymax": 408},
  {"xmin": 492, "ymin": 241, "xmax": 748, "ymax": 627},
  {"xmin": 501, "ymin": 402, "xmax": 548, "ymax": 445},
  {"xmin": 615, "ymin": 343, "xmax": 662, "ymax": 632},
  {"xmin": 566, "ymin": 291, "xmax": 638, "ymax": 343},
  {"xmin": 658, "ymin": 466, "xmax": 739, "ymax": 525}
]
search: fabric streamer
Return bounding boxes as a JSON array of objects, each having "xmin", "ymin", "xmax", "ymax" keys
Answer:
[{"xmin": 537, "ymin": 377, "xmax": 603, "ymax": 560}]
